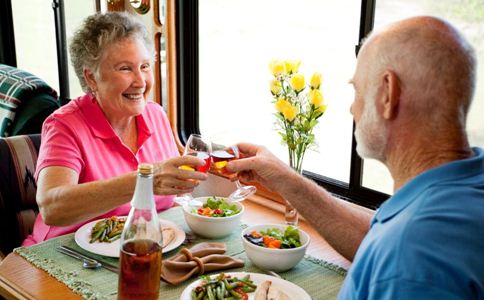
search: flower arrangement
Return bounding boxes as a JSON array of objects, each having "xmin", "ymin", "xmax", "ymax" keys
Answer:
[{"xmin": 269, "ymin": 60, "xmax": 327, "ymax": 173}]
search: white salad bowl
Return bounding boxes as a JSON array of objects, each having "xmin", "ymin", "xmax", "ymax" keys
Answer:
[
  {"xmin": 182, "ymin": 196, "xmax": 244, "ymax": 238},
  {"xmin": 241, "ymin": 224, "xmax": 310, "ymax": 272}
]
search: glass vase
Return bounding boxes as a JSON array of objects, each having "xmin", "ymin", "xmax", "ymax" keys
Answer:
[{"xmin": 284, "ymin": 166, "xmax": 301, "ymax": 226}]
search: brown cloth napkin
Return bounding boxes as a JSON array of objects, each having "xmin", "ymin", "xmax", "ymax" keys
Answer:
[{"xmin": 160, "ymin": 242, "xmax": 244, "ymax": 285}]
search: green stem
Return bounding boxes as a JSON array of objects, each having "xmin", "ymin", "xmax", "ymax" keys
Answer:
[
  {"xmin": 280, "ymin": 78, "xmax": 286, "ymax": 96},
  {"xmin": 282, "ymin": 119, "xmax": 295, "ymax": 168}
]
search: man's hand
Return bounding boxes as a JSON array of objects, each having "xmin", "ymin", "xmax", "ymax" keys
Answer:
[{"xmin": 227, "ymin": 143, "xmax": 298, "ymax": 192}]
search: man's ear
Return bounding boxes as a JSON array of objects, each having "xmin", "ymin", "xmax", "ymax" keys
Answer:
[
  {"xmin": 380, "ymin": 70, "xmax": 400, "ymax": 120},
  {"xmin": 83, "ymin": 68, "xmax": 97, "ymax": 91}
]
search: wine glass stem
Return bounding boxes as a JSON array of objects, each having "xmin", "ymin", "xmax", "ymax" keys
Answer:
[
  {"xmin": 235, "ymin": 180, "xmax": 244, "ymax": 189},
  {"xmin": 175, "ymin": 193, "xmax": 193, "ymax": 206}
]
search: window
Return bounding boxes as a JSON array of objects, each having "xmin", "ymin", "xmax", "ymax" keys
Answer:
[
  {"xmin": 11, "ymin": 0, "xmax": 59, "ymax": 90},
  {"xmin": 198, "ymin": 0, "xmax": 360, "ymax": 184},
  {"xmin": 178, "ymin": 0, "xmax": 389, "ymax": 208},
  {"xmin": 64, "ymin": 1, "xmax": 96, "ymax": 98},
  {"xmin": 10, "ymin": 0, "xmax": 94, "ymax": 100},
  {"xmin": 179, "ymin": 0, "xmax": 484, "ymax": 207}
]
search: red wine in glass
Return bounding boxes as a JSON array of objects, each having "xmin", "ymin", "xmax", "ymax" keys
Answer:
[{"xmin": 186, "ymin": 152, "xmax": 211, "ymax": 173}]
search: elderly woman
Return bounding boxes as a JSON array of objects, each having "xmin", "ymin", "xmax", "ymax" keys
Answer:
[{"xmin": 23, "ymin": 12, "xmax": 206, "ymax": 246}]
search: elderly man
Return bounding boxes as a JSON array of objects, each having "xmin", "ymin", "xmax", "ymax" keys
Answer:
[{"xmin": 228, "ymin": 16, "xmax": 484, "ymax": 298}]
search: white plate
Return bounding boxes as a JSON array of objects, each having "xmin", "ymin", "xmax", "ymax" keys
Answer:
[
  {"xmin": 74, "ymin": 218, "xmax": 186, "ymax": 257},
  {"xmin": 180, "ymin": 272, "xmax": 311, "ymax": 300}
]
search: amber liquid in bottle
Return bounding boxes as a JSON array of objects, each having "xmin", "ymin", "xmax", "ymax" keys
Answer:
[
  {"xmin": 118, "ymin": 164, "xmax": 162, "ymax": 300},
  {"xmin": 118, "ymin": 239, "xmax": 162, "ymax": 300}
]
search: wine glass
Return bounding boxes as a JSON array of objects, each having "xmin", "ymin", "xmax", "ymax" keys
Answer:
[
  {"xmin": 210, "ymin": 136, "xmax": 257, "ymax": 202},
  {"xmin": 175, "ymin": 134, "xmax": 211, "ymax": 207}
]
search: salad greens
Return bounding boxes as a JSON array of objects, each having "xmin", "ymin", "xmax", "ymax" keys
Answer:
[
  {"xmin": 244, "ymin": 226, "xmax": 302, "ymax": 249},
  {"xmin": 191, "ymin": 196, "xmax": 241, "ymax": 217}
]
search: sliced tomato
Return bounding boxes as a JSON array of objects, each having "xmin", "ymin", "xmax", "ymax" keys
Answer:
[
  {"xmin": 234, "ymin": 288, "xmax": 248, "ymax": 300},
  {"xmin": 268, "ymin": 239, "xmax": 282, "ymax": 249},
  {"xmin": 263, "ymin": 235, "xmax": 276, "ymax": 247}
]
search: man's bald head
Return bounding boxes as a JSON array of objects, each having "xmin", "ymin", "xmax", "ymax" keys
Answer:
[{"xmin": 361, "ymin": 16, "xmax": 476, "ymax": 130}]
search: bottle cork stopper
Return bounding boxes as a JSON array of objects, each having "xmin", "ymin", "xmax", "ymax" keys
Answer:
[{"xmin": 138, "ymin": 163, "xmax": 154, "ymax": 175}]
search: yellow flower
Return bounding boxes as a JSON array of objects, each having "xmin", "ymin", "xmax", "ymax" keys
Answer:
[
  {"xmin": 310, "ymin": 72, "xmax": 322, "ymax": 89},
  {"xmin": 269, "ymin": 60, "xmax": 285, "ymax": 77},
  {"xmin": 282, "ymin": 103, "xmax": 298, "ymax": 121},
  {"xmin": 309, "ymin": 89, "xmax": 324, "ymax": 107},
  {"xmin": 317, "ymin": 104, "xmax": 328, "ymax": 113},
  {"xmin": 275, "ymin": 98, "xmax": 298, "ymax": 122},
  {"xmin": 270, "ymin": 79, "xmax": 282, "ymax": 95},
  {"xmin": 275, "ymin": 97, "xmax": 289, "ymax": 113},
  {"xmin": 284, "ymin": 60, "xmax": 301, "ymax": 75},
  {"xmin": 290, "ymin": 74, "xmax": 305, "ymax": 92}
]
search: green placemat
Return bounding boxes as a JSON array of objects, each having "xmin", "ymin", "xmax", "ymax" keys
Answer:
[{"xmin": 14, "ymin": 207, "xmax": 346, "ymax": 300}]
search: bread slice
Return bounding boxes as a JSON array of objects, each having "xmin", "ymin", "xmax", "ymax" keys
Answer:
[
  {"xmin": 254, "ymin": 280, "xmax": 271, "ymax": 300},
  {"xmin": 162, "ymin": 227, "xmax": 175, "ymax": 248},
  {"xmin": 267, "ymin": 282, "xmax": 291, "ymax": 300}
]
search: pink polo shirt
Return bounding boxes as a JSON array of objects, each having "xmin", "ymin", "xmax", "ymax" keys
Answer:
[{"xmin": 23, "ymin": 93, "xmax": 179, "ymax": 246}]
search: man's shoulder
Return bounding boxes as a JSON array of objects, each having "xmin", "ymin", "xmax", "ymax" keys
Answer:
[{"xmin": 349, "ymin": 210, "xmax": 484, "ymax": 299}]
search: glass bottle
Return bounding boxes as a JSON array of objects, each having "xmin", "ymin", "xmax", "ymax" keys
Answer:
[{"xmin": 118, "ymin": 164, "xmax": 162, "ymax": 300}]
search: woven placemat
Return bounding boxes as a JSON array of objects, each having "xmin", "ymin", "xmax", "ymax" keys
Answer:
[{"xmin": 15, "ymin": 207, "xmax": 346, "ymax": 299}]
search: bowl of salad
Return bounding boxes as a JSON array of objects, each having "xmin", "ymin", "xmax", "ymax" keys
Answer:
[
  {"xmin": 182, "ymin": 196, "xmax": 244, "ymax": 238},
  {"xmin": 241, "ymin": 224, "xmax": 310, "ymax": 272}
]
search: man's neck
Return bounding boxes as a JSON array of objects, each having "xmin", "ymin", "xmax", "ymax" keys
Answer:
[{"xmin": 386, "ymin": 133, "xmax": 473, "ymax": 192}]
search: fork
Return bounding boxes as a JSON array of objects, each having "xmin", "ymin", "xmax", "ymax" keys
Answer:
[{"xmin": 264, "ymin": 269, "xmax": 285, "ymax": 280}]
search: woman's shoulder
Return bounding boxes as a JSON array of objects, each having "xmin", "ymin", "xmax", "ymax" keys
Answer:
[
  {"xmin": 49, "ymin": 94, "xmax": 89, "ymax": 119},
  {"xmin": 43, "ymin": 94, "xmax": 94, "ymax": 133},
  {"xmin": 145, "ymin": 101, "xmax": 166, "ymax": 113},
  {"xmin": 143, "ymin": 101, "xmax": 169, "ymax": 121}
]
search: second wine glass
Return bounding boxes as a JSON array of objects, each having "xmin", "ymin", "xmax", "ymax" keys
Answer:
[{"xmin": 210, "ymin": 139, "xmax": 256, "ymax": 202}]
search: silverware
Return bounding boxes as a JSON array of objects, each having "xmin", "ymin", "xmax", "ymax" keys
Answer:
[{"xmin": 57, "ymin": 245, "xmax": 119, "ymax": 273}]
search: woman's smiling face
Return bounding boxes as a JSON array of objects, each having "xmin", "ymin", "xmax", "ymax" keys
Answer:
[{"xmin": 85, "ymin": 37, "xmax": 153, "ymax": 123}]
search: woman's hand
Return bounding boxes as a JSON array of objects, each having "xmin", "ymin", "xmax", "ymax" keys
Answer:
[{"xmin": 153, "ymin": 155, "xmax": 208, "ymax": 195}]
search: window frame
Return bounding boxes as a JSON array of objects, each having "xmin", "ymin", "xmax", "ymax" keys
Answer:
[
  {"xmin": 0, "ymin": 0, "xmax": 16, "ymax": 66},
  {"xmin": 176, "ymin": 0, "xmax": 389, "ymax": 209},
  {"xmin": 52, "ymin": 0, "xmax": 70, "ymax": 105}
]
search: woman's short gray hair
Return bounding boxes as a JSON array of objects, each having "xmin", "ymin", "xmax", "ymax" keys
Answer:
[{"xmin": 69, "ymin": 12, "xmax": 154, "ymax": 92}]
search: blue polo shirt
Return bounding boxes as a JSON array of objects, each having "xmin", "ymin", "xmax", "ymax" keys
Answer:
[{"xmin": 338, "ymin": 147, "xmax": 484, "ymax": 299}]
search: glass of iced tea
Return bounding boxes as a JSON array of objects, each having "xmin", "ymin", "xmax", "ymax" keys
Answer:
[
  {"xmin": 210, "ymin": 137, "xmax": 256, "ymax": 201},
  {"xmin": 176, "ymin": 134, "xmax": 211, "ymax": 206}
]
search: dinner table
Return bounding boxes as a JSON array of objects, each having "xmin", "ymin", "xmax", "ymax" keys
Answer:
[{"xmin": 0, "ymin": 198, "xmax": 351, "ymax": 300}]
